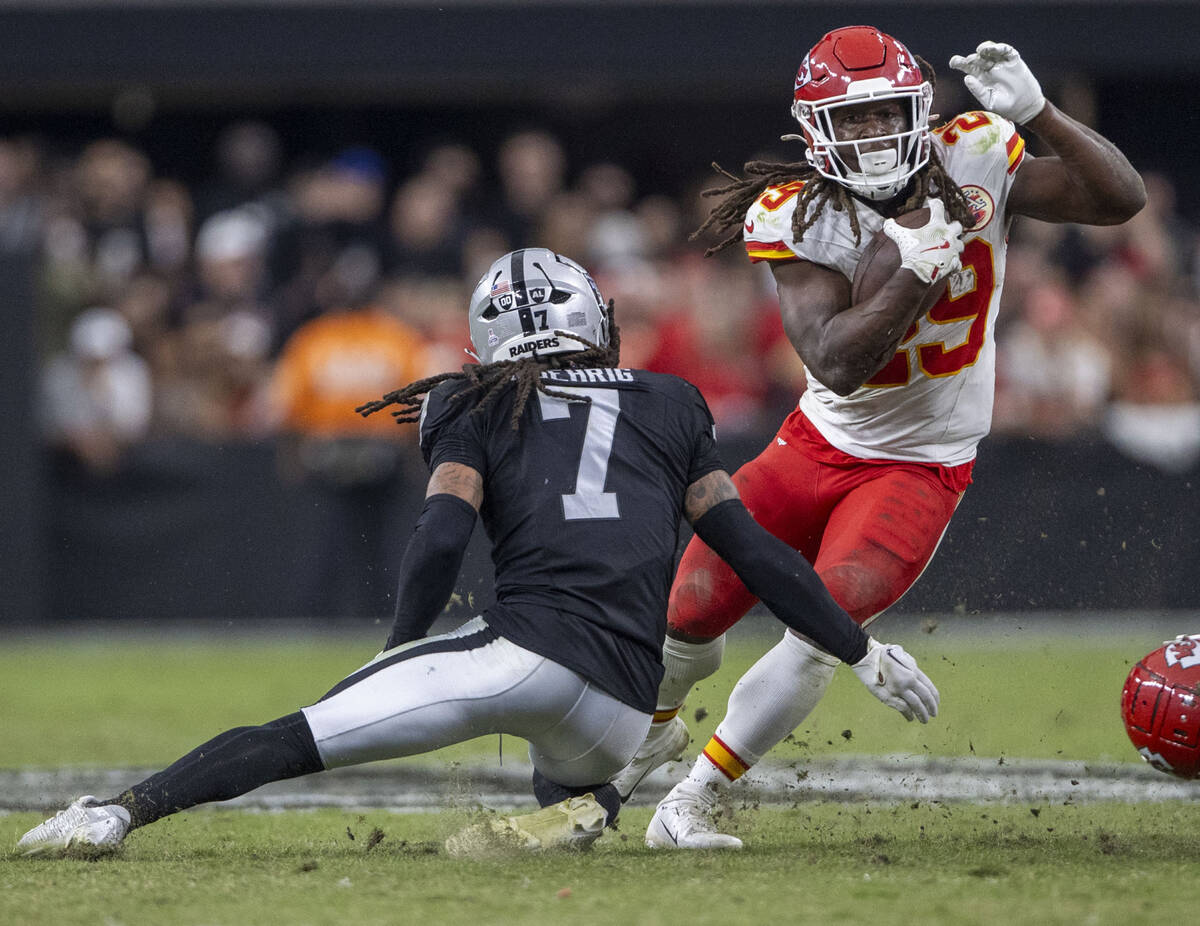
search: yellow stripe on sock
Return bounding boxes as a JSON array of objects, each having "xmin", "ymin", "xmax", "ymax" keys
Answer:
[
  {"xmin": 652, "ymin": 707, "xmax": 681, "ymax": 724},
  {"xmin": 702, "ymin": 735, "xmax": 750, "ymax": 781}
]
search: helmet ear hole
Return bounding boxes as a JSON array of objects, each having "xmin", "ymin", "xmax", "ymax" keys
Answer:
[{"xmin": 480, "ymin": 305, "xmax": 500, "ymax": 321}]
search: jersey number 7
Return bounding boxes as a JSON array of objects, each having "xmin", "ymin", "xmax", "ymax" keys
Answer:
[{"xmin": 537, "ymin": 389, "xmax": 622, "ymax": 521}]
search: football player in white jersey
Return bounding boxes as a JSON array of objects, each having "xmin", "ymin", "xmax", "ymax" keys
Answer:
[{"xmin": 613, "ymin": 26, "xmax": 1145, "ymax": 850}]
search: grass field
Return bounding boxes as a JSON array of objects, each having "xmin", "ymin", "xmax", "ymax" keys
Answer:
[
  {"xmin": 2, "ymin": 617, "xmax": 1197, "ymax": 925},
  {"xmin": 3, "ymin": 802, "xmax": 1197, "ymax": 926},
  {"xmin": 0, "ymin": 617, "xmax": 1159, "ymax": 768}
]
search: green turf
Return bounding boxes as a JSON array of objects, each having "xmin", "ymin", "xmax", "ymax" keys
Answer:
[
  {"xmin": 2, "ymin": 802, "xmax": 1194, "ymax": 925},
  {"xmin": 0, "ymin": 626, "xmax": 1149, "ymax": 769},
  {"xmin": 1, "ymin": 625, "xmax": 1191, "ymax": 925}
]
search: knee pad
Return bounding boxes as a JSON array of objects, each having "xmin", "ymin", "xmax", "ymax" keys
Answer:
[
  {"xmin": 819, "ymin": 562, "xmax": 893, "ymax": 624},
  {"xmin": 668, "ymin": 550, "xmax": 756, "ymax": 638}
]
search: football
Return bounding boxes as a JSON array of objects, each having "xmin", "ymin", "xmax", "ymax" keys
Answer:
[
  {"xmin": 851, "ymin": 207, "xmax": 949, "ymax": 308},
  {"xmin": 1121, "ymin": 635, "xmax": 1200, "ymax": 778}
]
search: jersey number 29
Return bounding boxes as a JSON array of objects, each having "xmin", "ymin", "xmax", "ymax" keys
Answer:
[{"xmin": 537, "ymin": 389, "xmax": 621, "ymax": 520}]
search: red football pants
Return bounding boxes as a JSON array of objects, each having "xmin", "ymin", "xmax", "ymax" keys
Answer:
[{"xmin": 669, "ymin": 410, "xmax": 968, "ymax": 637}]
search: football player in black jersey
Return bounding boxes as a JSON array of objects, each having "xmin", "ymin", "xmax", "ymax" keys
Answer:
[{"xmin": 18, "ymin": 249, "xmax": 938, "ymax": 857}]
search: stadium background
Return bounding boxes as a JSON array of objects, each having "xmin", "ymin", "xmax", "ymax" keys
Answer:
[{"xmin": 2, "ymin": 0, "xmax": 1198, "ymax": 629}]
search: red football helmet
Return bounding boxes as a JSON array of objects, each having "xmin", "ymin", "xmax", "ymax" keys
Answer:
[
  {"xmin": 1121, "ymin": 634, "xmax": 1200, "ymax": 778},
  {"xmin": 790, "ymin": 25, "xmax": 933, "ymax": 201}
]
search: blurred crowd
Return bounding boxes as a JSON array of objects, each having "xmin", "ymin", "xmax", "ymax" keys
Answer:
[{"xmin": 13, "ymin": 114, "xmax": 1200, "ymax": 479}]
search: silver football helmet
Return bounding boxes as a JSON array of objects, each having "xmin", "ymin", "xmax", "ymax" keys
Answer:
[{"xmin": 468, "ymin": 249, "xmax": 610, "ymax": 365}]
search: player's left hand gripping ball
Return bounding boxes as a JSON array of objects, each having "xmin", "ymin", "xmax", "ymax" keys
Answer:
[
  {"xmin": 881, "ymin": 198, "xmax": 964, "ymax": 285},
  {"xmin": 851, "ymin": 638, "xmax": 940, "ymax": 723},
  {"xmin": 949, "ymin": 41, "xmax": 1046, "ymax": 125}
]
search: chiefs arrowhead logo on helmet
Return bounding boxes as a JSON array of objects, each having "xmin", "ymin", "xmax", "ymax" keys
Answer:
[{"xmin": 1164, "ymin": 637, "xmax": 1200, "ymax": 670}]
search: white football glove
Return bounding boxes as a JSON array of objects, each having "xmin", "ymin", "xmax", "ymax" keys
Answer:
[
  {"xmin": 881, "ymin": 198, "xmax": 964, "ymax": 285},
  {"xmin": 949, "ymin": 41, "xmax": 1046, "ymax": 125},
  {"xmin": 851, "ymin": 638, "xmax": 940, "ymax": 723}
]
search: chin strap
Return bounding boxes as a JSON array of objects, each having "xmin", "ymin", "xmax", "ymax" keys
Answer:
[
  {"xmin": 846, "ymin": 177, "xmax": 907, "ymax": 202},
  {"xmin": 778, "ymin": 135, "xmax": 906, "ymax": 201}
]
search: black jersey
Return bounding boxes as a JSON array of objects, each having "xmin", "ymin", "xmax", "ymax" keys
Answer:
[{"xmin": 419, "ymin": 367, "xmax": 724, "ymax": 711}]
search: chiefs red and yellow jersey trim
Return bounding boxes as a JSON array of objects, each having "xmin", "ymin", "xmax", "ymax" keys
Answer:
[
  {"xmin": 933, "ymin": 111, "xmax": 1025, "ymax": 175},
  {"xmin": 1005, "ymin": 131, "xmax": 1025, "ymax": 174},
  {"xmin": 745, "ymin": 240, "xmax": 798, "ymax": 263},
  {"xmin": 702, "ymin": 734, "xmax": 751, "ymax": 781}
]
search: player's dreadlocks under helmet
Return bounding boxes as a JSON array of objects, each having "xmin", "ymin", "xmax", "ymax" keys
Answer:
[
  {"xmin": 358, "ymin": 248, "xmax": 620, "ymax": 431},
  {"xmin": 693, "ymin": 25, "xmax": 976, "ymax": 255}
]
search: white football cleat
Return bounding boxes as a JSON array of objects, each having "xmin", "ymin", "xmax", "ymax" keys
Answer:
[
  {"xmin": 645, "ymin": 781, "xmax": 743, "ymax": 850},
  {"xmin": 610, "ymin": 716, "xmax": 691, "ymax": 802},
  {"xmin": 445, "ymin": 794, "xmax": 607, "ymax": 857},
  {"xmin": 17, "ymin": 796, "xmax": 131, "ymax": 856}
]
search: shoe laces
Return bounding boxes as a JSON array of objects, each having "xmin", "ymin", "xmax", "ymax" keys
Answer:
[
  {"xmin": 35, "ymin": 800, "xmax": 95, "ymax": 837},
  {"xmin": 665, "ymin": 783, "xmax": 724, "ymax": 826}
]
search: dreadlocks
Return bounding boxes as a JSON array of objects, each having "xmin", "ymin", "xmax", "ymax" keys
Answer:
[
  {"xmin": 691, "ymin": 55, "xmax": 977, "ymax": 256},
  {"xmin": 357, "ymin": 302, "xmax": 622, "ymax": 432}
]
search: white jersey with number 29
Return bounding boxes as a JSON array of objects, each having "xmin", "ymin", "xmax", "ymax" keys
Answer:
[{"xmin": 743, "ymin": 111, "xmax": 1027, "ymax": 466}]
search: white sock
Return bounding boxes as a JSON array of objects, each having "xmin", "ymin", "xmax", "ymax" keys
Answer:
[
  {"xmin": 653, "ymin": 634, "xmax": 726, "ymax": 721},
  {"xmin": 684, "ymin": 632, "xmax": 838, "ymax": 791}
]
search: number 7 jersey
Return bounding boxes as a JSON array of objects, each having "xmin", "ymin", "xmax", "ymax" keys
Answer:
[
  {"xmin": 743, "ymin": 111, "xmax": 1027, "ymax": 466},
  {"xmin": 417, "ymin": 367, "xmax": 725, "ymax": 711}
]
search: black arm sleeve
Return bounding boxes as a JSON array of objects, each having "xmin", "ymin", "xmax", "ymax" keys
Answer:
[
  {"xmin": 691, "ymin": 499, "xmax": 869, "ymax": 664},
  {"xmin": 385, "ymin": 493, "xmax": 479, "ymax": 650}
]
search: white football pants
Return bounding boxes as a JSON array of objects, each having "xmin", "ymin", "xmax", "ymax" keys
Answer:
[{"xmin": 302, "ymin": 617, "xmax": 651, "ymax": 787}]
